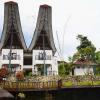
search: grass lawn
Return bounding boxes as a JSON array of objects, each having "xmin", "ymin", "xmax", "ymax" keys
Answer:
[{"xmin": 62, "ymin": 81, "xmax": 100, "ymax": 87}]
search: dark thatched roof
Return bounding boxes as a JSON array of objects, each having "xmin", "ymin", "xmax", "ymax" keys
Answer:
[
  {"xmin": 29, "ymin": 4, "xmax": 56, "ymax": 54},
  {"xmin": 0, "ymin": 1, "xmax": 27, "ymax": 50}
]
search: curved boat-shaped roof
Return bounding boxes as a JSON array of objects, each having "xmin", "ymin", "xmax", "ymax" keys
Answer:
[
  {"xmin": 29, "ymin": 4, "xmax": 56, "ymax": 54},
  {"xmin": 0, "ymin": 1, "xmax": 27, "ymax": 50}
]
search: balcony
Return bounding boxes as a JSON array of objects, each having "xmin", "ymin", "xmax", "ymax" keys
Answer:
[
  {"xmin": 3, "ymin": 53, "xmax": 20, "ymax": 60},
  {"xmin": 35, "ymin": 53, "xmax": 51, "ymax": 60}
]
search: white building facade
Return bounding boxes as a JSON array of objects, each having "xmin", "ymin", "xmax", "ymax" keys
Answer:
[
  {"xmin": 32, "ymin": 50, "xmax": 58, "ymax": 75},
  {"xmin": 73, "ymin": 60, "xmax": 96, "ymax": 76},
  {"xmin": 1, "ymin": 49, "xmax": 23, "ymax": 72},
  {"xmin": 74, "ymin": 66, "xmax": 94, "ymax": 75}
]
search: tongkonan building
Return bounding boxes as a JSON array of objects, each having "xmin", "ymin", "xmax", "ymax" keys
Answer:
[{"xmin": 0, "ymin": 1, "xmax": 58, "ymax": 75}]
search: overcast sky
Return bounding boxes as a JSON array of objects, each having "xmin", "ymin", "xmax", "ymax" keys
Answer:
[{"xmin": 0, "ymin": 0, "xmax": 100, "ymax": 61}]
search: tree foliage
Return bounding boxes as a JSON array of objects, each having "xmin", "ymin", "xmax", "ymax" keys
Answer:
[
  {"xmin": 58, "ymin": 64, "xmax": 66, "ymax": 75},
  {"xmin": 58, "ymin": 63, "xmax": 73, "ymax": 76},
  {"xmin": 73, "ymin": 34, "xmax": 96, "ymax": 62},
  {"xmin": 95, "ymin": 51, "xmax": 100, "ymax": 74},
  {"xmin": 77, "ymin": 35, "xmax": 92, "ymax": 50},
  {"xmin": 95, "ymin": 51, "xmax": 100, "ymax": 64}
]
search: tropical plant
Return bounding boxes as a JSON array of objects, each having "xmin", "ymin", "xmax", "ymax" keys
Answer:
[
  {"xmin": 0, "ymin": 67, "xmax": 8, "ymax": 78},
  {"xmin": 76, "ymin": 34, "xmax": 96, "ymax": 61},
  {"xmin": 58, "ymin": 63, "xmax": 66, "ymax": 76},
  {"xmin": 95, "ymin": 51, "xmax": 100, "ymax": 64},
  {"xmin": 16, "ymin": 71, "xmax": 24, "ymax": 81},
  {"xmin": 58, "ymin": 62, "xmax": 73, "ymax": 76}
]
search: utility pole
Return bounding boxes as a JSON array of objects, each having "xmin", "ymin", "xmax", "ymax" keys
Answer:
[
  {"xmin": 43, "ymin": 33, "xmax": 46, "ymax": 76},
  {"xmin": 9, "ymin": 24, "xmax": 13, "ymax": 73},
  {"xmin": 9, "ymin": 5, "xmax": 14, "ymax": 73}
]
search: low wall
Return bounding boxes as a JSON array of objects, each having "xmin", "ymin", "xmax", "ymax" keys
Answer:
[{"xmin": 9, "ymin": 87, "xmax": 100, "ymax": 100}]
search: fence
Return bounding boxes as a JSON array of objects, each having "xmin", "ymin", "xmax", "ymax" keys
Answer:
[{"xmin": 0, "ymin": 81, "xmax": 61, "ymax": 90}]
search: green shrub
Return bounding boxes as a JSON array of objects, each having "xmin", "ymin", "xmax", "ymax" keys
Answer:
[{"xmin": 28, "ymin": 72, "xmax": 32, "ymax": 77}]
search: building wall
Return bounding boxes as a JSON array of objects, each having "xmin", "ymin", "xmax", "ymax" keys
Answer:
[
  {"xmin": 52, "ymin": 56, "xmax": 58, "ymax": 75},
  {"xmin": 0, "ymin": 49, "xmax": 23, "ymax": 71},
  {"xmin": 74, "ymin": 66, "xmax": 94, "ymax": 75},
  {"xmin": 33, "ymin": 50, "xmax": 52, "ymax": 65},
  {"xmin": 0, "ymin": 49, "xmax": 58, "ymax": 75},
  {"xmin": 32, "ymin": 50, "xmax": 58, "ymax": 75}
]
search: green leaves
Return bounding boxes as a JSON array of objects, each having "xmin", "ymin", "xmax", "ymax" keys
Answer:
[
  {"xmin": 95, "ymin": 51, "xmax": 100, "ymax": 64},
  {"xmin": 77, "ymin": 35, "xmax": 92, "ymax": 50},
  {"xmin": 74, "ymin": 34, "xmax": 96, "ymax": 61},
  {"xmin": 58, "ymin": 64, "xmax": 66, "ymax": 75},
  {"xmin": 58, "ymin": 63, "xmax": 73, "ymax": 76}
]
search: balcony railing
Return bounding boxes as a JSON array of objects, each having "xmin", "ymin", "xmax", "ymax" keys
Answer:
[
  {"xmin": 33, "ymin": 71, "xmax": 58, "ymax": 75},
  {"xmin": 3, "ymin": 54, "xmax": 20, "ymax": 60},
  {"xmin": 35, "ymin": 55, "xmax": 51, "ymax": 60}
]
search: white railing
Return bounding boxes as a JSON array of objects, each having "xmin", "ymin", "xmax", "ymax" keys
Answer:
[
  {"xmin": 3, "ymin": 54, "xmax": 20, "ymax": 60},
  {"xmin": 35, "ymin": 55, "xmax": 51, "ymax": 60},
  {"xmin": 33, "ymin": 71, "xmax": 58, "ymax": 75}
]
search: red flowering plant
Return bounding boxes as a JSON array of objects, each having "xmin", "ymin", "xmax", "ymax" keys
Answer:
[
  {"xmin": 0, "ymin": 67, "xmax": 8, "ymax": 81},
  {"xmin": 16, "ymin": 71, "xmax": 24, "ymax": 81}
]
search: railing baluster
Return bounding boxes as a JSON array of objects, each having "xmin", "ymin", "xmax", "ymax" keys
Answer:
[{"xmin": 0, "ymin": 80, "xmax": 59, "ymax": 90}]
